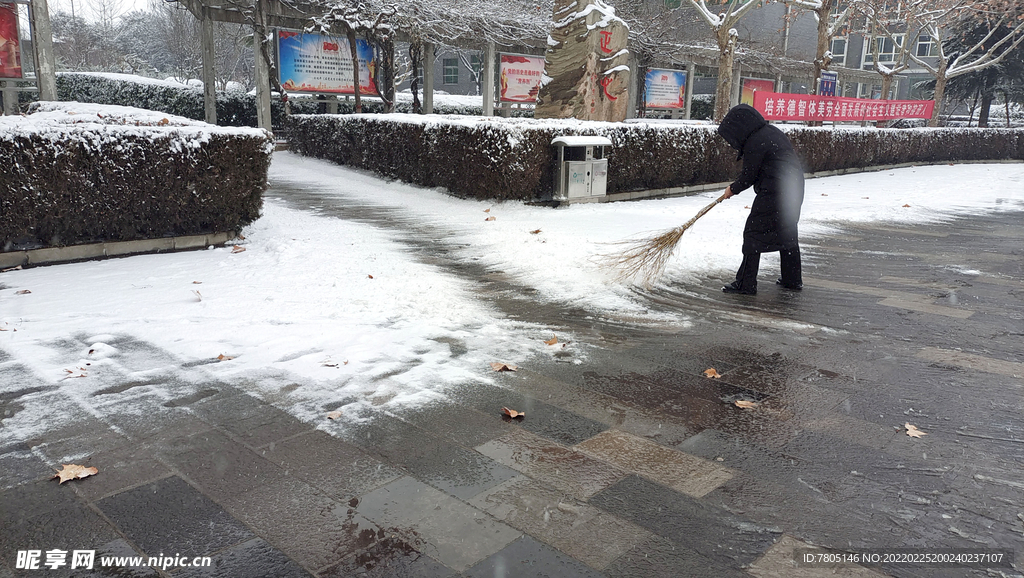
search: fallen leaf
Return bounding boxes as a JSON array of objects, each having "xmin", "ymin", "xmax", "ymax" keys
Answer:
[
  {"xmin": 237, "ymin": 234, "xmax": 246, "ymax": 240},
  {"xmin": 544, "ymin": 335, "xmax": 558, "ymax": 346},
  {"xmin": 62, "ymin": 368, "xmax": 87, "ymax": 379},
  {"xmin": 53, "ymin": 464, "xmax": 98, "ymax": 484},
  {"xmin": 326, "ymin": 410, "xmax": 343, "ymax": 420},
  {"xmin": 902, "ymin": 204, "xmax": 911, "ymax": 208},
  {"xmin": 862, "ymin": 197, "xmax": 870, "ymax": 199},
  {"xmin": 530, "ymin": 229, "xmax": 542, "ymax": 234},
  {"xmin": 217, "ymin": 354, "xmax": 235, "ymax": 361},
  {"xmin": 703, "ymin": 368, "xmax": 721, "ymax": 378},
  {"xmin": 502, "ymin": 407, "xmax": 525, "ymax": 419},
  {"xmin": 490, "ymin": 362, "xmax": 518, "ymax": 372},
  {"xmin": 344, "ymin": 360, "xmax": 349, "ymax": 365},
  {"xmin": 484, "ymin": 208, "xmax": 491, "ymax": 213},
  {"xmin": 905, "ymin": 423, "xmax": 927, "ymax": 438},
  {"xmin": 1, "ymin": 265, "xmax": 21, "ymax": 272},
  {"xmin": 821, "ymin": 193, "xmax": 828, "ymax": 196},
  {"xmin": 192, "ymin": 290, "xmax": 202, "ymax": 301},
  {"xmin": 734, "ymin": 400, "xmax": 759, "ymax": 409},
  {"xmin": 158, "ymin": 118, "xmax": 169, "ymax": 125},
  {"xmin": 744, "ymin": 206, "xmax": 750, "ymax": 209},
  {"xmin": 485, "ymin": 216, "xmax": 496, "ymax": 221},
  {"xmin": 192, "ymin": 281, "xmax": 202, "ymax": 284},
  {"xmin": 368, "ymin": 274, "xmax": 374, "ymax": 279},
  {"xmin": 231, "ymin": 245, "xmax": 246, "ymax": 253},
  {"xmin": 15, "ymin": 289, "xmax": 31, "ymax": 295},
  {"xmin": 88, "ymin": 349, "xmax": 95, "ymax": 355}
]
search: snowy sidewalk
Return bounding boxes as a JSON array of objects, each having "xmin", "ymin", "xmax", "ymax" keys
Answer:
[{"xmin": 1, "ymin": 156, "xmax": 1023, "ymax": 576}]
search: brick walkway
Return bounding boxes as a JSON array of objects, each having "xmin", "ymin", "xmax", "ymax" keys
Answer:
[{"xmin": 2, "ymin": 210, "xmax": 1022, "ymax": 577}]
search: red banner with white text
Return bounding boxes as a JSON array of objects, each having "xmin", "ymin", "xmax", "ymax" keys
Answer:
[{"xmin": 753, "ymin": 91, "xmax": 934, "ymax": 122}]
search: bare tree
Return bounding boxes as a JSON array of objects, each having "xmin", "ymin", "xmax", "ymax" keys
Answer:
[
  {"xmin": 682, "ymin": 0, "xmax": 764, "ymax": 121},
  {"xmin": 871, "ymin": 0, "xmax": 1024, "ymax": 126},
  {"xmin": 784, "ymin": 0, "xmax": 852, "ymax": 94}
]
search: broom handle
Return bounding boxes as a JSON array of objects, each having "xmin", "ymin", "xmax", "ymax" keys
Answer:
[{"xmin": 680, "ymin": 192, "xmax": 729, "ymax": 230}]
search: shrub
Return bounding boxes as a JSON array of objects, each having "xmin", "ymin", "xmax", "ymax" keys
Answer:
[
  {"xmin": 287, "ymin": 113, "xmax": 1024, "ymax": 201},
  {"xmin": 1, "ymin": 102, "xmax": 273, "ymax": 251}
]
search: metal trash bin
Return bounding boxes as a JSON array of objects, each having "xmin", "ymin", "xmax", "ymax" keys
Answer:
[{"xmin": 552, "ymin": 136, "xmax": 611, "ymax": 202}]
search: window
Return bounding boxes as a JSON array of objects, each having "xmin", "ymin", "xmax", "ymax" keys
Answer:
[
  {"xmin": 863, "ymin": 34, "xmax": 904, "ymax": 68},
  {"xmin": 443, "ymin": 58, "xmax": 459, "ymax": 84},
  {"xmin": 829, "ymin": 37, "xmax": 847, "ymax": 67},
  {"xmin": 916, "ymin": 34, "xmax": 938, "ymax": 57}
]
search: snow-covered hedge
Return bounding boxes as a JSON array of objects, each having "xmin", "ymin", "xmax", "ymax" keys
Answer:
[
  {"xmin": 56, "ymin": 72, "xmax": 321, "ymax": 127},
  {"xmin": 1, "ymin": 102, "xmax": 273, "ymax": 252},
  {"xmin": 288, "ymin": 113, "xmax": 1024, "ymax": 200}
]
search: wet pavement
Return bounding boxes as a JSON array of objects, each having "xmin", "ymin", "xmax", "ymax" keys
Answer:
[{"xmin": 2, "ymin": 181, "xmax": 1023, "ymax": 577}]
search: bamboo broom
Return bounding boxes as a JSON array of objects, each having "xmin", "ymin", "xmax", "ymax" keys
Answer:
[{"xmin": 605, "ymin": 192, "xmax": 728, "ymax": 286}]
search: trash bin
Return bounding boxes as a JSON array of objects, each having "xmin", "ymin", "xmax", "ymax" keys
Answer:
[{"xmin": 552, "ymin": 136, "xmax": 612, "ymax": 202}]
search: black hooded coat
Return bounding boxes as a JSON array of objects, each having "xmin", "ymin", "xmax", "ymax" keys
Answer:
[{"xmin": 717, "ymin": 104, "xmax": 805, "ymax": 254}]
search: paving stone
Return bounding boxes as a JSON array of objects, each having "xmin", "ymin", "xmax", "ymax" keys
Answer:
[
  {"xmin": 155, "ymin": 429, "xmax": 289, "ymax": 503},
  {"xmin": 462, "ymin": 535, "xmax": 604, "ymax": 578},
  {"xmin": 335, "ymin": 411, "xmax": 434, "ymax": 464},
  {"xmin": 476, "ymin": 429, "xmax": 628, "ymax": 500},
  {"xmin": 393, "ymin": 400, "xmax": 511, "ymax": 448},
  {"xmin": 26, "ymin": 415, "xmax": 132, "ymax": 465},
  {"xmin": 319, "ymin": 537, "xmax": 456, "ymax": 578},
  {"xmin": 575, "ymin": 430, "xmax": 734, "ymax": 498},
  {"xmin": 66, "ymin": 444, "xmax": 173, "ymax": 502},
  {"xmin": 603, "ymin": 534, "xmax": 750, "ymax": 578},
  {"xmin": 512, "ymin": 370, "xmax": 699, "ymax": 449},
  {"xmin": 589, "ymin": 475, "xmax": 780, "ymax": 567},
  {"xmin": 189, "ymin": 394, "xmax": 312, "ymax": 448},
  {"xmin": 174, "ymin": 538, "xmax": 312, "ymax": 578},
  {"xmin": 220, "ymin": 477, "xmax": 380, "ymax": 571},
  {"xmin": 259, "ymin": 430, "xmax": 403, "ymax": 502},
  {"xmin": 92, "ymin": 398, "xmax": 209, "ymax": 443},
  {"xmin": 0, "ymin": 443, "xmax": 53, "ymax": 490},
  {"xmin": 468, "ymin": 476, "xmax": 651, "ymax": 571},
  {"xmin": 746, "ymin": 535, "xmax": 887, "ymax": 578},
  {"xmin": 97, "ymin": 476, "xmax": 254, "ymax": 558},
  {"xmin": 443, "ymin": 382, "xmax": 609, "ymax": 446},
  {"xmin": 356, "ymin": 476, "xmax": 521, "ymax": 572},
  {"xmin": 399, "ymin": 437, "xmax": 521, "ymax": 501}
]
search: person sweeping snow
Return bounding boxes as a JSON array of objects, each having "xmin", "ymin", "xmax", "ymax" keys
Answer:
[{"xmin": 717, "ymin": 104, "xmax": 805, "ymax": 295}]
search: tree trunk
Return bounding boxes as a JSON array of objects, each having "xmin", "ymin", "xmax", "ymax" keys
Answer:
[
  {"xmin": 876, "ymin": 74, "xmax": 893, "ymax": 128},
  {"xmin": 714, "ymin": 29, "xmax": 737, "ymax": 122},
  {"xmin": 410, "ymin": 42, "xmax": 422, "ymax": 114},
  {"xmin": 347, "ymin": 28, "xmax": 361, "ymax": 113},
  {"xmin": 930, "ymin": 70, "xmax": 947, "ymax": 128}
]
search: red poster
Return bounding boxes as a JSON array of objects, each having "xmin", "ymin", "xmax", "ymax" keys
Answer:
[
  {"xmin": 0, "ymin": 2, "xmax": 21, "ymax": 79},
  {"xmin": 753, "ymin": 91, "xmax": 934, "ymax": 121}
]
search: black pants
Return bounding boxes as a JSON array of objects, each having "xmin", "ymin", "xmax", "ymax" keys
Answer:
[{"xmin": 734, "ymin": 247, "xmax": 802, "ymax": 291}]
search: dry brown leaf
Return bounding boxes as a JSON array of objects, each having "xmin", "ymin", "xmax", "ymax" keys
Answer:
[
  {"xmin": 368, "ymin": 274, "xmax": 374, "ymax": 279},
  {"xmin": 734, "ymin": 400, "xmax": 759, "ymax": 409},
  {"xmin": 53, "ymin": 464, "xmax": 98, "ymax": 484},
  {"xmin": 237, "ymin": 234, "xmax": 246, "ymax": 240},
  {"xmin": 905, "ymin": 423, "xmax": 927, "ymax": 438},
  {"xmin": 326, "ymin": 410, "xmax": 343, "ymax": 420},
  {"xmin": 502, "ymin": 407, "xmax": 525, "ymax": 419},
  {"xmin": 902, "ymin": 204, "xmax": 911, "ymax": 208},
  {"xmin": 158, "ymin": 118, "xmax": 169, "ymax": 125},
  {"xmin": 862, "ymin": 197, "xmax": 870, "ymax": 199},
  {"xmin": 530, "ymin": 229, "xmax": 542, "ymax": 234},
  {"xmin": 484, "ymin": 208, "xmax": 491, "ymax": 213},
  {"xmin": 62, "ymin": 368, "xmax": 87, "ymax": 379},
  {"xmin": 821, "ymin": 193, "xmax": 828, "ymax": 196},
  {"xmin": 703, "ymin": 368, "xmax": 721, "ymax": 378},
  {"xmin": 192, "ymin": 290, "xmax": 202, "ymax": 302},
  {"xmin": 485, "ymin": 216, "xmax": 496, "ymax": 222},
  {"xmin": 490, "ymin": 362, "xmax": 518, "ymax": 372},
  {"xmin": 193, "ymin": 281, "xmax": 202, "ymax": 284},
  {"xmin": 544, "ymin": 335, "xmax": 558, "ymax": 346},
  {"xmin": 15, "ymin": 289, "xmax": 31, "ymax": 295},
  {"xmin": 231, "ymin": 245, "xmax": 246, "ymax": 254},
  {"xmin": 217, "ymin": 354, "xmax": 235, "ymax": 361}
]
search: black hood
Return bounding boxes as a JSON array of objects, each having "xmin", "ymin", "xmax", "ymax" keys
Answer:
[{"xmin": 717, "ymin": 104, "xmax": 768, "ymax": 157}]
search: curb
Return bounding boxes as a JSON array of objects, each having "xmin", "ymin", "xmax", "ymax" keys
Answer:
[{"xmin": 0, "ymin": 232, "xmax": 237, "ymax": 271}]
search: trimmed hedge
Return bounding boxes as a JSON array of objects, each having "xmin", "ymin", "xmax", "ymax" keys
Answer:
[
  {"xmin": 286, "ymin": 113, "xmax": 1024, "ymax": 201},
  {"xmin": 1, "ymin": 102, "xmax": 273, "ymax": 252}
]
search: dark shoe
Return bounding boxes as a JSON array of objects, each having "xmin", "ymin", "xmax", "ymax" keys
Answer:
[
  {"xmin": 776, "ymin": 278, "xmax": 802, "ymax": 291},
  {"xmin": 723, "ymin": 282, "xmax": 756, "ymax": 295}
]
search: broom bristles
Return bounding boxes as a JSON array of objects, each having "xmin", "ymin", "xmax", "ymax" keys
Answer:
[{"xmin": 602, "ymin": 193, "xmax": 728, "ymax": 286}]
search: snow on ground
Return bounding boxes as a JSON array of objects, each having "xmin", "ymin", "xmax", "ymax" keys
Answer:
[{"xmin": 1, "ymin": 156, "xmax": 1022, "ymax": 443}]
